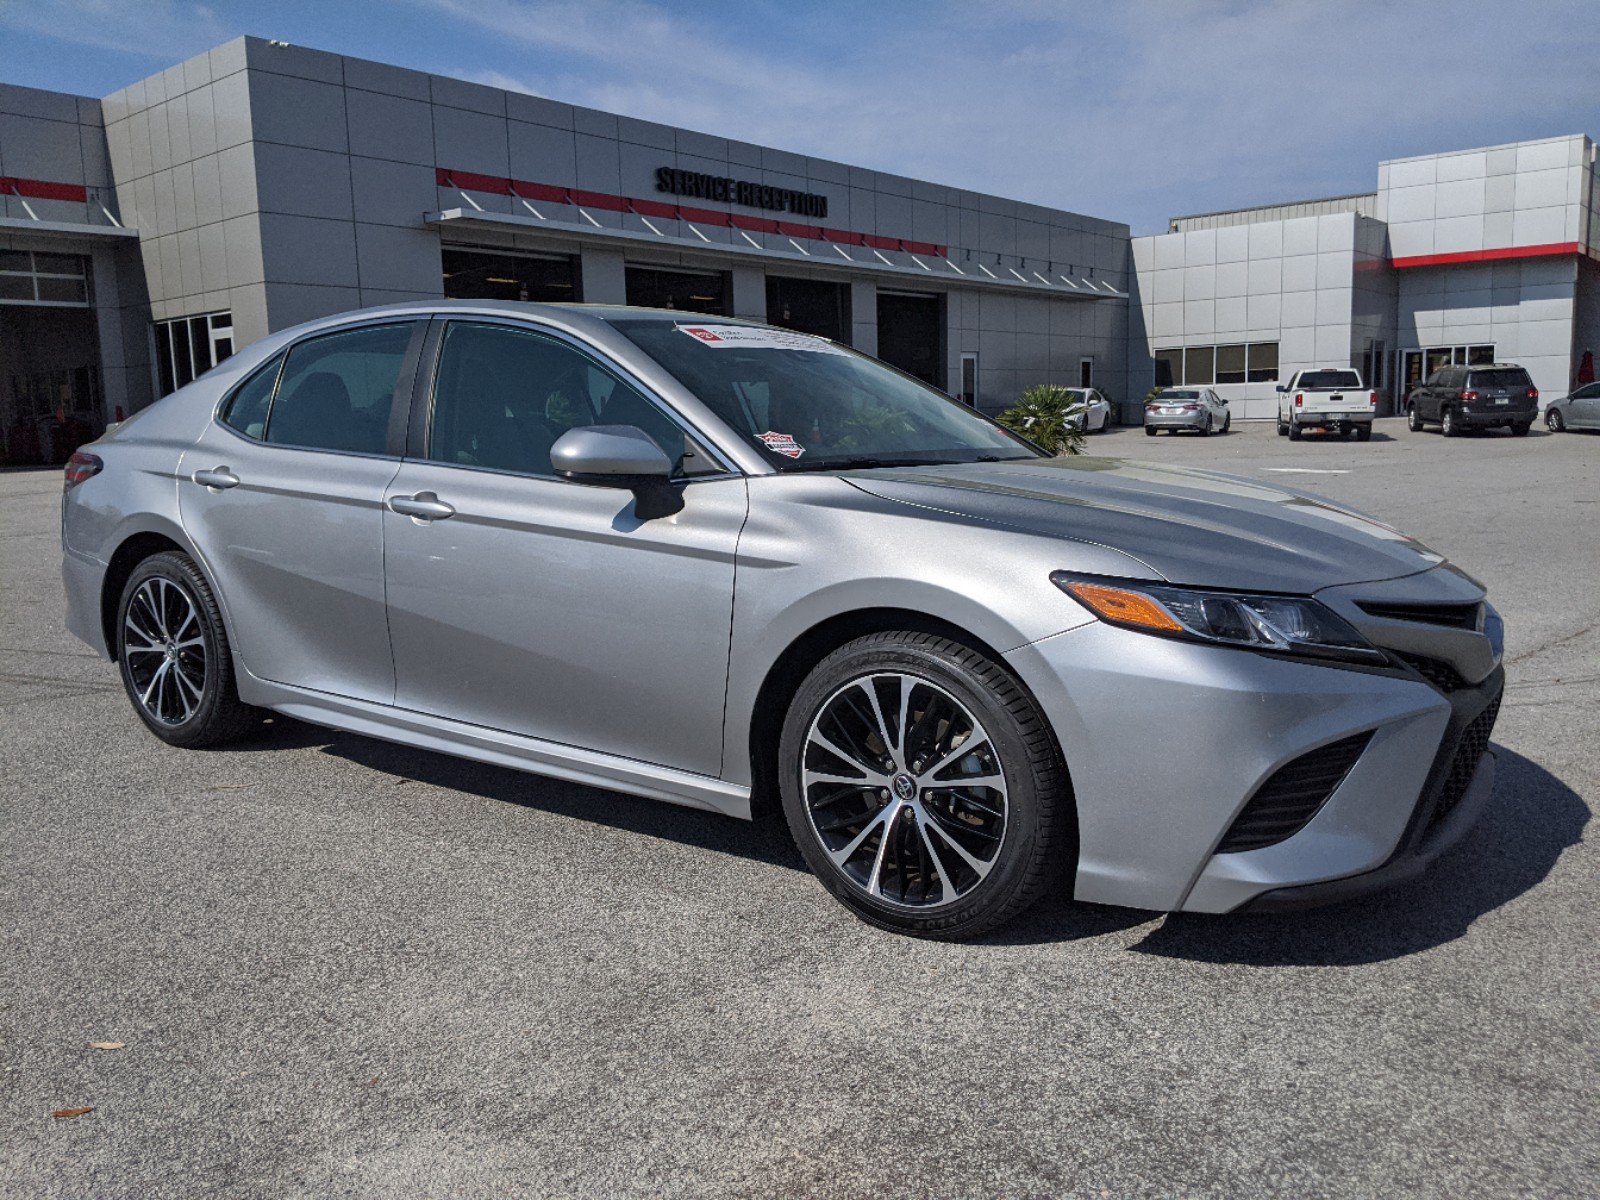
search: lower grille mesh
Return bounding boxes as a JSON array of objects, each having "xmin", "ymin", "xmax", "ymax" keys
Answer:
[
  {"xmin": 1427, "ymin": 695, "xmax": 1501, "ymax": 834},
  {"xmin": 1218, "ymin": 732, "xmax": 1374, "ymax": 854},
  {"xmin": 1397, "ymin": 652, "xmax": 1470, "ymax": 693}
]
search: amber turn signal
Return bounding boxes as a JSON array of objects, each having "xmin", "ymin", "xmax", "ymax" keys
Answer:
[{"xmin": 1061, "ymin": 581, "xmax": 1183, "ymax": 633}]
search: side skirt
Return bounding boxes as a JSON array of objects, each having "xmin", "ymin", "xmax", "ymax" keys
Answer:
[{"xmin": 236, "ymin": 663, "xmax": 752, "ymax": 819}]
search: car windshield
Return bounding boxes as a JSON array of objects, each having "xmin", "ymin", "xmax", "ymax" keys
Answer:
[
  {"xmin": 1468, "ymin": 369, "xmax": 1531, "ymax": 389},
  {"xmin": 609, "ymin": 319, "xmax": 1039, "ymax": 470},
  {"xmin": 1155, "ymin": 390, "xmax": 1201, "ymax": 400},
  {"xmin": 1298, "ymin": 370, "xmax": 1362, "ymax": 389}
]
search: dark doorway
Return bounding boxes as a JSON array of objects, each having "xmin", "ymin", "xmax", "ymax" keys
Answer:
[
  {"xmin": 875, "ymin": 291, "xmax": 944, "ymax": 388},
  {"xmin": 442, "ymin": 248, "xmax": 579, "ymax": 302},
  {"xmin": 625, "ymin": 266, "xmax": 730, "ymax": 315},
  {"xmin": 0, "ymin": 303, "xmax": 103, "ymax": 464},
  {"xmin": 766, "ymin": 276, "xmax": 850, "ymax": 343}
]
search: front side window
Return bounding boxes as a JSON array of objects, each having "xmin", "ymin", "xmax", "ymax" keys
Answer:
[
  {"xmin": 220, "ymin": 354, "xmax": 283, "ymax": 439},
  {"xmin": 427, "ymin": 321, "xmax": 713, "ymax": 479},
  {"xmin": 265, "ymin": 322, "xmax": 418, "ymax": 455},
  {"xmin": 609, "ymin": 320, "xmax": 1037, "ymax": 471}
]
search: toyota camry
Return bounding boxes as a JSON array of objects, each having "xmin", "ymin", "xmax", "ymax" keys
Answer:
[{"xmin": 61, "ymin": 302, "xmax": 1504, "ymax": 939}]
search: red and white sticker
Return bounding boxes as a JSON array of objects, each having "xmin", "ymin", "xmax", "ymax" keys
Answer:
[
  {"xmin": 758, "ymin": 430, "xmax": 805, "ymax": 458},
  {"xmin": 676, "ymin": 325, "xmax": 848, "ymax": 355}
]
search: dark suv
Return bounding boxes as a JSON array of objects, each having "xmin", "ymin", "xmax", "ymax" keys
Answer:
[{"xmin": 1406, "ymin": 364, "xmax": 1539, "ymax": 437}]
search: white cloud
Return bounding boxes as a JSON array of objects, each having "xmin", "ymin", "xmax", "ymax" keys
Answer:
[{"xmin": 0, "ymin": 0, "xmax": 230, "ymax": 61}]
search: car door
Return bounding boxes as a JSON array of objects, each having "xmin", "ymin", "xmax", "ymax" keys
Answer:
[
  {"xmin": 381, "ymin": 318, "xmax": 748, "ymax": 777},
  {"xmin": 179, "ymin": 318, "xmax": 424, "ymax": 703},
  {"xmin": 1415, "ymin": 371, "xmax": 1440, "ymax": 419},
  {"xmin": 1569, "ymin": 382, "xmax": 1600, "ymax": 428},
  {"xmin": 1208, "ymin": 390, "xmax": 1228, "ymax": 424}
]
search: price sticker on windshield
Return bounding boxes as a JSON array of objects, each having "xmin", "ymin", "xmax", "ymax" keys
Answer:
[
  {"xmin": 677, "ymin": 325, "xmax": 849, "ymax": 355},
  {"xmin": 757, "ymin": 431, "xmax": 806, "ymax": 458}
]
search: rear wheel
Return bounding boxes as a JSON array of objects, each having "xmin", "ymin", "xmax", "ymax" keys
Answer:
[
  {"xmin": 1546, "ymin": 408, "xmax": 1565, "ymax": 432},
  {"xmin": 1511, "ymin": 421, "xmax": 1531, "ymax": 437},
  {"xmin": 1441, "ymin": 407, "xmax": 1459, "ymax": 437},
  {"xmin": 1276, "ymin": 422, "xmax": 1289, "ymax": 436},
  {"xmin": 1288, "ymin": 423, "xmax": 1303, "ymax": 441},
  {"xmin": 1355, "ymin": 424, "xmax": 1372, "ymax": 442},
  {"xmin": 1145, "ymin": 425, "xmax": 1158, "ymax": 437},
  {"xmin": 1407, "ymin": 404, "xmax": 1423, "ymax": 432},
  {"xmin": 1221, "ymin": 413, "xmax": 1232, "ymax": 433},
  {"xmin": 116, "ymin": 551, "xmax": 259, "ymax": 748},
  {"xmin": 1199, "ymin": 415, "xmax": 1213, "ymax": 437},
  {"xmin": 778, "ymin": 632, "xmax": 1070, "ymax": 940}
]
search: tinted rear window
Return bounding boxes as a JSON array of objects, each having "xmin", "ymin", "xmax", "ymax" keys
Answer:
[
  {"xmin": 1298, "ymin": 370, "xmax": 1362, "ymax": 389},
  {"xmin": 1468, "ymin": 369, "xmax": 1532, "ymax": 390},
  {"xmin": 1156, "ymin": 390, "xmax": 1201, "ymax": 399}
]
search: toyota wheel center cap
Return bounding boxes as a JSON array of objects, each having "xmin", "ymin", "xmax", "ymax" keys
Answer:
[{"xmin": 892, "ymin": 773, "xmax": 917, "ymax": 801}]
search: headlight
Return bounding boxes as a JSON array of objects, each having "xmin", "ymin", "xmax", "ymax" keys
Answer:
[{"xmin": 1051, "ymin": 572, "xmax": 1388, "ymax": 666}]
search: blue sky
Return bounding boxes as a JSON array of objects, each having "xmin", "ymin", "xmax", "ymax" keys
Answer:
[{"xmin": 2, "ymin": 0, "xmax": 1595, "ymax": 234}]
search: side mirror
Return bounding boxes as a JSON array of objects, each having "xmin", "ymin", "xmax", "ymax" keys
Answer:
[
  {"xmin": 1275, "ymin": 384, "xmax": 1288, "ymax": 393},
  {"xmin": 551, "ymin": 425, "xmax": 673, "ymax": 487}
]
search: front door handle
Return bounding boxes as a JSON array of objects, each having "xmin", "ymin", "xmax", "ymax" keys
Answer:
[
  {"xmin": 388, "ymin": 491, "xmax": 456, "ymax": 521},
  {"xmin": 192, "ymin": 466, "xmax": 240, "ymax": 490}
]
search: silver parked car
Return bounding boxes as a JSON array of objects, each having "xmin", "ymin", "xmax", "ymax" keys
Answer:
[
  {"xmin": 1544, "ymin": 380, "xmax": 1600, "ymax": 432},
  {"xmin": 62, "ymin": 303, "xmax": 1504, "ymax": 939},
  {"xmin": 1144, "ymin": 386, "xmax": 1231, "ymax": 436},
  {"xmin": 1064, "ymin": 388, "xmax": 1112, "ymax": 433}
]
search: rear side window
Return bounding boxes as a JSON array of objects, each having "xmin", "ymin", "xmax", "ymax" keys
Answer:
[
  {"xmin": 220, "ymin": 354, "xmax": 282, "ymax": 439},
  {"xmin": 264, "ymin": 322, "xmax": 419, "ymax": 455},
  {"xmin": 1468, "ymin": 368, "xmax": 1532, "ymax": 390},
  {"xmin": 1297, "ymin": 370, "xmax": 1362, "ymax": 389}
]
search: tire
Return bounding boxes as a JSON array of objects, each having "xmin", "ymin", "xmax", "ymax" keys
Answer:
[
  {"xmin": 116, "ymin": 551, "xmax": 259, "ymax": 748},
  {"xmin": 1546, "ymin": 408, "xmax": 1565, "ymax": 432},
  {"xmin": 1288, "ymin": 423, "xmax": 1303, "ymax": 441},
  {"xmin": 1198, "ymin": 416, "xmax": 1213, "ymax": 437},
  {"xmin": 1145, "ymin": 425, "xmax": 1158, "ymax": 437},
  {"xmin": 1407, "ymin": 404, "xmax": 1423, "ymax": 432},
  {"xmin": 1277, "ymin": 422, "xmax": 1289, "ymax": 437},
  {"xmin": 1340, "ymin": 427, "xmax": 1353, "ymax": 440},
  {"xmin": 1511, "ymin": 421, "xmax": 1531, "ymax": 437},
  {"xmin": 1355, "ymin": 424, "xmax": 1372, "ymax": 442},
  {"xmin": 1222, "ymin": 413, "xmax": 1232, "ymax": 434},
  {"xmin": 1441, "ymin": 407, "xmax": 1459, "ymax": 437},
  {"xmin": 778, "ymin": 631, "xmax": 1070, "ymax": 941}
]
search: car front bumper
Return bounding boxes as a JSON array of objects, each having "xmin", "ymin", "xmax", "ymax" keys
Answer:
[{"xmin": 1005, "ymin": 622, "xmax": 1502, "ymax": 914}]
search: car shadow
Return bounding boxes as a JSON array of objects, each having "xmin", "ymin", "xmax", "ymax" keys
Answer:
[{"xmin": 1120, "ymin": 747, "xmax": 1586, "ymax": 966}]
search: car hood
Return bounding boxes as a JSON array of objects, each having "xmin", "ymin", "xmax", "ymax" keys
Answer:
[{"xmin": 844, "ymin": 456, "xmax": 1448, "ymax": 594}]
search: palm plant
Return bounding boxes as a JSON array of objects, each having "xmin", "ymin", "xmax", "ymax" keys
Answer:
[{"xmin": 996, "ymin": 384, "xmax": 1088, "ymax": 456}]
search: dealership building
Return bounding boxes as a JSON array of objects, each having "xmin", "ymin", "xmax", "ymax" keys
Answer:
[{"xmin": 0, "ymin": 35, "xmax": 1596, "ymax": 456}]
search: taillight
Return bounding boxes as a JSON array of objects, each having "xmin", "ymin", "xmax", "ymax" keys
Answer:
[
  {"xmin": 64, "ymin": 451, "xmax": 102, "ymax": 491},
  {"xmin": 1369, "ymin": 391, "xmax": 1377, "ymax": 407},
  {"xmin": 1528, "ymin": 387, "xmax": 1540, "ymax": 401},
  {"xmin": 1294, "ymin": 393, "xmax": 1303, "ymax": 407},
  {"xmin": 1460, "ymin": 390, "xmax": 1479, "ymax": 402}
]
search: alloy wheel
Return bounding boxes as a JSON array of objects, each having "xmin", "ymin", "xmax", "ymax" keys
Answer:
[
  {"xmin": 1547, "ymin": 409, "xmax": 1564, "ymax": 432},
  {"xmin": 801, "ymin": 672, "xmax": 1008, "ymax": 909},
  {"xmin": 123, "ymin": 577, "xmax": 207, "ymax": 726}
]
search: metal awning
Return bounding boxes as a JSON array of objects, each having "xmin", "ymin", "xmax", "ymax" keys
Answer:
[
  {"xmin": 0, "ymin": 216, "xmax": 139, "ymax": 242},
  {"xmin": 425, "ymin": 208, "xmax": 1127, "ymax": 301}
]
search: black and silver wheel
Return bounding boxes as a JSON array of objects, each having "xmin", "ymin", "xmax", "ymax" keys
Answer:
[
  {"xmin": 1546, "ymin": 408, "xmax": 1565, "ymax": 432},
  {"xmin": 1441, "ymin": 407, "xmax": 1459, "ymax": 437},
  {"xmin": 1199, "ymin": 415, "xmax": 1213, "ymax": 437},
  {"xmin": 116, "ymin": 551, "xmax": 258, "ymax": 747},
  {"xmin": 779, "ymin": 632, "xmax": 1069, "ymax": 939},
  {"xmin": 1407, "ymin": 404, "xmax": 1423, "ymax": 432}
]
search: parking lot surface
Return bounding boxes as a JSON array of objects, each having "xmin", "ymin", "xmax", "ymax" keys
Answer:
[{"xmin": 3, "ymin": 418, "xmax": 1596, "ymax": 1198}]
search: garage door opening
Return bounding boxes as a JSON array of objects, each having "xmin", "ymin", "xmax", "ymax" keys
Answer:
[
  {"xmin": 876, "ymin": 290, "xmax": 944, "ymax": 389},
  {"xmin": 2, "ymin": 251, "xmax": 103, "ymax": 464},
  {"xmin": 442, "ymin": 248, "xmax": 579, "ymax": 302},
  {"xmin": 766, "ymin": 276, "xmax": 850, "ymax": 343},
  {"xmin": 625, "ymin": 266, "xmax": 730, "ymax": 315}
]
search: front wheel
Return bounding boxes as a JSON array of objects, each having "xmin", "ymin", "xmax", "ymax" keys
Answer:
[
  {"xmin": 1546, "ymin": 408, "xmax": 1565, "ymax": 432},
  {"xmin": 1408, "ymin": 404, "xmax": 1423, "ymax": 432},
  {"xmin": 778, "ymin": 632, "xmax": 1070, "ymax": 940},
  {"xmin": 1221, "ymin": 413, "xmax": 1232, "ymax": 434},
  {"xmin": 116, "ymin": 551, "xmax": 259, "ymax": 748}
]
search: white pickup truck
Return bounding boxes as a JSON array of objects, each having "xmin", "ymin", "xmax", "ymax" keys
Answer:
[{"xmin": 1275, "ymin": 368, "xmax": 1376, "ymax": 441}]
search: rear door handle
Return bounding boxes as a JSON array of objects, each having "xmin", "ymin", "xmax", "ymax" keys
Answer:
[
  {"xmin": 387, "ymin": 491, "xmax": 455, "ymax": 521},
  {"xmin": 192, "ymin": 466, "xmax": 240, "ymax": 490}
]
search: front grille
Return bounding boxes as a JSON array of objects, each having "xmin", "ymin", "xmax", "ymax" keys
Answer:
[
  {"xmin": 1427, "ymin": 695, "xmax": 1501, "ymax": 835},
  {"xmin": 1397, "ymin": 652, "xmax": 1470, "ymax": 693},
  {"xmin": 1358, "ymin": 600, "xmax": 1482, "ymax": 629},
  {"xmin": 1217, "ymin": 732, "xmax": 1374, "ymax": 853}
]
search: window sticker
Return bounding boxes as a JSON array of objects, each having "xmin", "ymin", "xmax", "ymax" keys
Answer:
[
  {"xmin": 677, "ymin": 324, "xmax": 848, "ymax": 355},
  {"xmin": 757, "ymin": 430, "xmax": 805, "ymax": 458}
]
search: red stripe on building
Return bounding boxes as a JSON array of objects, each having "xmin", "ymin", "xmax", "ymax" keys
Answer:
[
  {"xmin": 437, "ymin": 168, "xmax": 948, "ymax": 258},
  {"xmin": 0, "ymin": 176, "xmax": 89, "ymax": 202},
  {"xmin": 1390, "ymin": 242, "xmax": 1581, "ymax": 269}
]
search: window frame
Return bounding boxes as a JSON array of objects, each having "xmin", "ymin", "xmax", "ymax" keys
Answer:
[
  {"xmin": 210, "ymin": 316, "xmax": 426, "ymax": 461},
  {"xmin": 408, "ymin": 316, "xmax": 741, "ymax": 484}
]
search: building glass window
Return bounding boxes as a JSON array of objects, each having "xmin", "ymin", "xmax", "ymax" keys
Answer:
[
  {"xmin": 959, "ymin": 352, "xmax": 979, "ymax": 407},
  {"xmin": 0, "ymin": 250, "xmax": 91, "ymax": 306},
  {"xmin": 625, "ymin": 266, "xmax": 730, "ymax": 315},
  {"xmin": 442, "ymin": 248, "xmax": 579, "ymax": 302},
  {"xmin": 1215, "ymin": 344, "xmax": 1247, "ymax": 384},
  {"xmin": 1246, "ymin": 342, "xmax": 1279, "ymax": 382},
  {"xmin": 1183, "ymin": 346, "xmax": 1215, "ymax": 386},
  {"xmin": 154, "ymin": 312, "xmax": 234, "ymax": 397},
  {"xmin": 1154, "ymin": 348, "xmax": 1183, "ymax": 388},
  {"xmin": 1467, "ymin": 345, "xmax": 1496, "ymax": 365}
]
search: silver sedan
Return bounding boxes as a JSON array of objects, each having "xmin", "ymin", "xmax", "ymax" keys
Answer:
[
  {"xmin": 1144, "ymin": 386, "xmax": 1232, "ymax": 435},
  {"xmin": 1544, "ymin": 381, "xmax": 1600, "ymax": 432},
  {"xmin": 61, "ymin": 302, "xmax": 1503, "ymax": 939}
]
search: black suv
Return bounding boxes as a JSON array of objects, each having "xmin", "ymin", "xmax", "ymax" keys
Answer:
[{"xmin": 1406, "ymin": 364, "xmax": 1539, "ymax": 437}]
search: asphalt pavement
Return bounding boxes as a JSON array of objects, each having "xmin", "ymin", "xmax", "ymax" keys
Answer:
[{"xmin": 3, "ymin": 417, "xmax": 1596, "ymax": 1198}]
